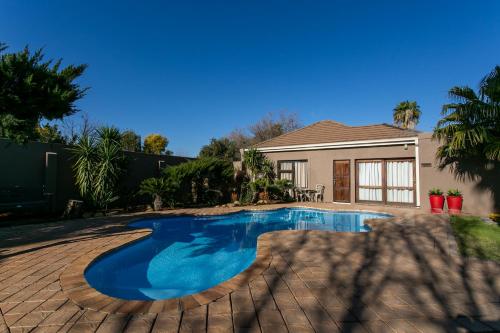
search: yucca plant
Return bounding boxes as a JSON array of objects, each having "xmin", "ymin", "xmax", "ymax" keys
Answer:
[
  {"xmin": 243, "ymin": 148, "xmax": 265, "ymax": 181},
  {"xmin": 70, "ymin": 126, "xmax": 126, "ymax": 213}
]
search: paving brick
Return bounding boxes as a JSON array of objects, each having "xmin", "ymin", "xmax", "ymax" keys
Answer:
[
  {"xmin": 151, "ymin": 313, "xmax": 180, "ymax": 333},
  {"xmin": 123, "ymin": 313, "xmax": 156, "ymax": 333}
]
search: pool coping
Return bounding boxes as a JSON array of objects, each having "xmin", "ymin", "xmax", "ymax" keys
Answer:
[{"xmin": 59, "ymin": 206, "xmax": 394, "ymax": 314}]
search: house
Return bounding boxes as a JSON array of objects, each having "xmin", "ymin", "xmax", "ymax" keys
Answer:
[{"xmin": 252, "ymin": 120, "xmax": 498, "ymax": 215}]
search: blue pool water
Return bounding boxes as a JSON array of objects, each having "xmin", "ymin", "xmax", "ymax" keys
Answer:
[{"xmin": 85, "ymin": 208, "xmax": 390, "ymax": 300}]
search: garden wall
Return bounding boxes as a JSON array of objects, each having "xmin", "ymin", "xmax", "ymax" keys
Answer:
[{"xmin": 0, "ymin": 139, "xmax": 192, "ymax": 212}]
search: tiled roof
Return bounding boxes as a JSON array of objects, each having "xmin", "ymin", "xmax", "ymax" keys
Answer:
[{"xmin": 253, "ymin": 120, "xmax": 418, "ymax": 148}]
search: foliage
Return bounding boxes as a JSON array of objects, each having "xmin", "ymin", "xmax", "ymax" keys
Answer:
[
  {"xmin": 393, "ymin": 101, "xmax": 421, "ymax": 130},
  {"xmin": 261, "ymin": 159, "xmax": 276, "ymax": 180},
  {"xmin": 121, "ymin": 130, "xmax": 141, "ymax": 152},
  {"xmin": 433, "ymin": 66, "xmax": 500, "ymax": 167},
  {"xmin": 451, "ymin": 215, "xmax": 500, "ymax": 261},
  {"xmin": 447, "ymin": 189, "xmax": 462, "ymax": 197},
  {"xmin": 139, "ymin": 177, "xmax": 178, "ymax": 210},
  {"xmin": 428, "ymin": 188, "xmax": 443, "ymax": 196},
  {"xmin": 199, "ymin": 137, "xmax": 238, "ymax": 160},
  {"xmin": 489, "ymin": 213, "xmax": 500, "ymax": 223},
  {"xmin": 36, "ymin": 123, "xmax": 66, "ymax": 144},
  {"xmin": 144, "ymin": 133, "xmax": 171, "ymax": 155},
  {"xmin": 249, "ymin": 112, "xmax": 301, "ymax": 143},
  {"xmin": 162, "ymin": 157, "xmax": 234, "ymax": 206},
  {"xmin": 227, "ymin": 129, "xmax": 254, "ymax": 150},
  {"xmin": 0, "ymin": 43, "xmax": 87, "ymax": 143},
  {"xmin": 70, "ymin": 126, "xmax": 126, "ymax": 211},
  {"xmin": 223, "ymin": 112, "xmax": 301, "ymax": 157},
  {"xmin": 243, "ymin": 148, "xmax": 265, "ymax": 181},
  {"xmin": 240, "ymin": 178, "xmax": 293, "ymax": 204}
]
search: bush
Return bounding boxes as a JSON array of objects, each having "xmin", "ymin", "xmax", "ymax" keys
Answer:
[
  {"xmin": 162, "ymin": 157, "xmax": 234, "ymax": 206},
  {"xmin": 139, "ymin": 177, "xmax": 178, "ymax": 210},
  {"xmin": 489, "ymin": 213, "xmax": 500, "ymax": 223},
  {"xmin": 70, "ymin": 127, "xmax": 127, "ymax": 212}
]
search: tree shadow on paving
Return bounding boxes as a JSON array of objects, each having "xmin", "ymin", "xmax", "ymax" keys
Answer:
[
  {"xmin": 329, "ymin": 214, "xmax": 500, "ymax": 332},
  {"xmin": 235, "ymin": 213, "xmax": 500, "ymax": 332},
  {"xmin": 0, "ymin": 213, "xmax": 168, "ymax": 261}
]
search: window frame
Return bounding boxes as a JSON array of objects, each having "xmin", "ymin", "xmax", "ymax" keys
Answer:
[
  {"xmin": 277, "ymin": 159, "xmax": 308, "ymax": 188},
  {"xmin": 355, "ymin": 158, "xmax": 416, "ymax": 206}
]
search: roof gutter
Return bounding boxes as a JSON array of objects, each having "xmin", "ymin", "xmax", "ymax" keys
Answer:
[{"xmin": 251, "ymin": 137, "xmax": 419, "ymax": 152}]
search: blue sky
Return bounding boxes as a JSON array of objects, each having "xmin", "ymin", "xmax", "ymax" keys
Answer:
[{"xmin": 1, "ymin": 1, "xmax": 499, "ymax": 156}]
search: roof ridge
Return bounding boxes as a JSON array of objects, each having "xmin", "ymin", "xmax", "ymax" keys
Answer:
[{"xmin": 253, "ymin": 120, "xmax": 345, "ymax": 148}]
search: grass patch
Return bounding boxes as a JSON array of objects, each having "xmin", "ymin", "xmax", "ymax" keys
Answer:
[{"xmin": 451, "ymin": 215, "xmax": 500, "ymax": 261}]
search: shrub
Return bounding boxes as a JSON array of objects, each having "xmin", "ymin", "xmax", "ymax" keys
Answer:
[
  {"xmin": 489, "ymin": 213, "xmax": 500, "ymax": 223},
  {"xmin": 447, "ymin": 189, "xmax": 462, "ymax": 197},
  {"xmin": 70, "ymin": 127, "xmax": 127, "ymax": 212},
  {"xmin": 139, "ymin": 177, "xmax": 178, "ymax": 210},
  {"xmin": 428, "ymin": 188, "xmax": 443, "ymax": 195},
  {"xmin": 162, "ymin": 157, "xmax": 234, "ymax": 206}
]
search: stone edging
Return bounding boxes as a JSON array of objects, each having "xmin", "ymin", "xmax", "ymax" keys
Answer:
[
  {"xmin": 59, "ymin": 206, "xmax": 397, "ymax": 315},
  {"xmin": 60, "ymin": 224, "xmax": 272, "ymax": 315}
]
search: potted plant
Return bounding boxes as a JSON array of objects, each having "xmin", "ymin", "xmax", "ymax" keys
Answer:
[
  {"xmin": 428, "ymin": 188, "xmax": 445, "ymax": 214},
  {"xmin": 446, "ymin": 189, "xmax": 463, "ymax": 215}
]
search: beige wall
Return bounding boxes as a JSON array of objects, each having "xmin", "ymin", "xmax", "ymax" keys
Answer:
[
  {"xmin": 262, "ymin": 134, "xmax": 498, "ymax": 216},
  {"xmin": 263, "ymin": 144, "xmax": 415, "ymax": 205},
  {"xmin": 418, "ymin": 133, "xmax": 497, "ymax": 215}
]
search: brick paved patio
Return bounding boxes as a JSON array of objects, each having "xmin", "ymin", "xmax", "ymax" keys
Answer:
[{"xmin": 0, "ymin": 203, "xmax": 499, "ymax": 332}]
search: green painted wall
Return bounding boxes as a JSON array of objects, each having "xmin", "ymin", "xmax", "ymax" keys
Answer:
[{"xmin": 0, "ymin": 139, "xmax": 192, "ymax": 212}]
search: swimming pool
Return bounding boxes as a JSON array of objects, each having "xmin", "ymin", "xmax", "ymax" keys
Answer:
[{"xmin": 85, "ymin": 208, "xmax": 390, "ymax": 300}]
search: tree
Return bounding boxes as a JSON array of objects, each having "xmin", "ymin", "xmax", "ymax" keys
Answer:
[
  {"xmin": 162, "ymin": 157, "xmax": 234, "ymax": 206},
  {"xmin": 0, "ymin": 43, "xmax": 87, "ymax": 143},
  {"xmin": 121, "ymin": 130, "xmax": 141, "ymax": 152},
  {"xmin": 243, "ymin": 148, "xmax": 265, "ymax": 181},
  {"xmin": 433, "ymin": 66, "xmax": 500, "ymax": 167},
  {"xmin": 249, "ymin": 112, "xmax": 301, "ymax": 143},
  {"xmin": 393, "ymin": 101, "xmax": 421, "ymax": 129},
  {"xmin": 36, "ymin": 123, "xmax": 66, "ymax": 144},
  {"xmin": 227, "ymin": 128, "xmax": 253, "ymax": 149},
  {"xmin": 70, "ymin": 126, "xmax": 126, "ymax": 212},
  {"xmin": 144, "ymin": 133, "xmax": 171, "ymax": 155},
  {"xmin": 199, "ymin": 137, "xmax": 238, "ymax": 160}
]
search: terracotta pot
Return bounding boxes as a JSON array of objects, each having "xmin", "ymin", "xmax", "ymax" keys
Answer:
[
  {"xmin": 447, "ymin": 196, "xmax": 463, "ymax": 215},
  {"xmin": 429, "ymin": 195, "xmax": 445, "ymax": 214},
  {"xmin": 231, "ymin": 192, "xmax": 238, "ymax": 203}
]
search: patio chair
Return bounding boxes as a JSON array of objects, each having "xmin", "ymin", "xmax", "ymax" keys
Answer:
[
  {"xmin": 314, "ymin": 184, "xmax": 325, "ymax": 202},
  {"xmin": 294, "ymin": 188, "xmax": 306, "ymax": 202}
]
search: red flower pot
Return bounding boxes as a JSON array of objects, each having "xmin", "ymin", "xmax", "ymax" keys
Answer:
[
  {"xmin": 447, "ymin": 196, "xmax": 463, "ymax": 215},
  {"xmin": 429, "ymin": 195, "xmax": 445, "ymax": 214}
]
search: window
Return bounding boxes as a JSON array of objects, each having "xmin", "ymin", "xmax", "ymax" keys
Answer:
[
  {"xmin": 386, "ymin": 160, "xmax": 414, "ymax": 204},
  {"xmin": 357, "ymin": 161, "xmax": 383, "ymax": 202},
  {"xmin": 356, "ymin": 159, "xmax": 415, "ymax": 205},
  {"xmin": 278, "ymin": 160, "xmax": 308, "ymax": 188}
]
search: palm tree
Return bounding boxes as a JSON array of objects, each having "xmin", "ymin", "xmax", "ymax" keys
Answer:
[
  {"xmin": 433, "ymin": 66, "xmax": 500, "ymax": 166},
  {"xmin": 393, "ymin": 101, "xmax": 421, "ymax": 129}
]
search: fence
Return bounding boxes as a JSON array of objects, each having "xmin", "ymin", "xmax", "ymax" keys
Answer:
[{"xmin": 0, "ymin": 139, "xmax": 192, "ymax": 212}]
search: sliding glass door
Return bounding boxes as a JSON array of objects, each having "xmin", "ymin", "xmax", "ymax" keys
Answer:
[
  {"xmin": 356, "ymin": 159, "xmax": 415, "ymax": 205},
  {"xmin": 357, "ymin": 161, "xmax": 383, "ymax": 202},
  {"xmin": 386, "ymin": 160, "xmax": 414, "ymax": 204}
]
